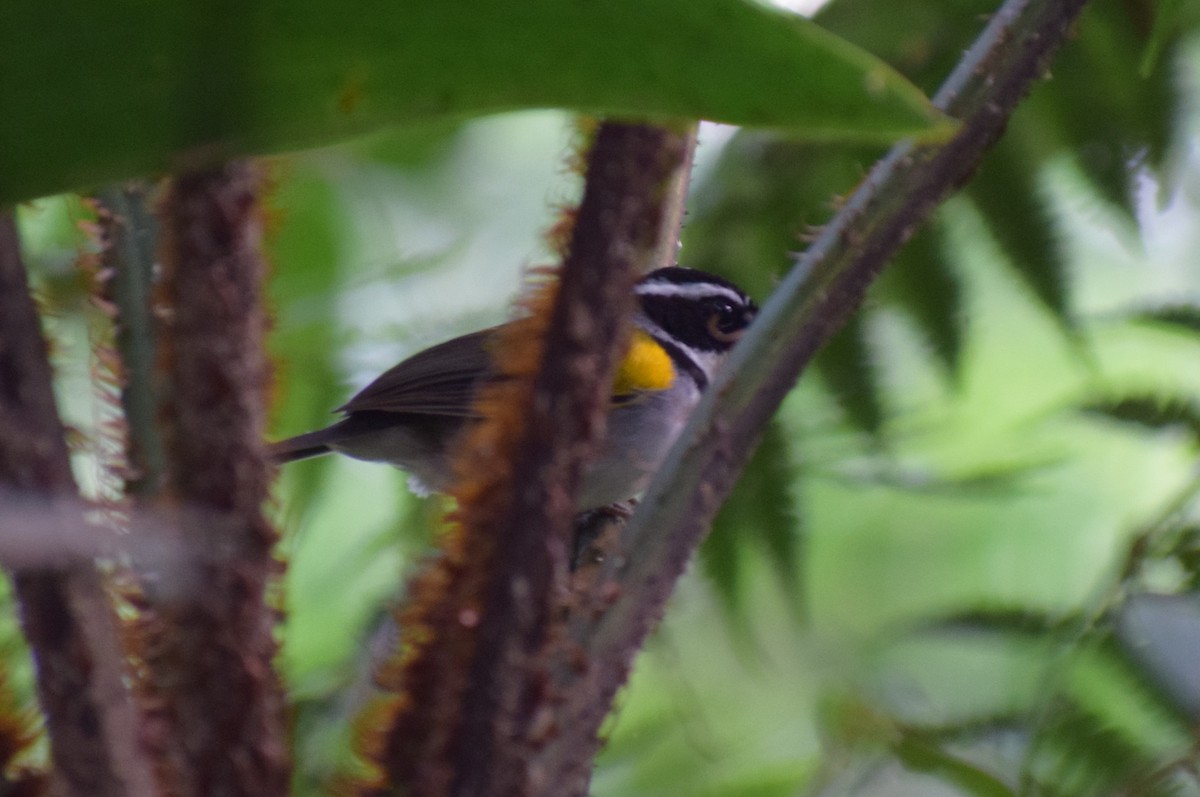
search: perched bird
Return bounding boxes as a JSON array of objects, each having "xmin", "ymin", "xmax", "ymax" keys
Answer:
[{"xmin": 271, "ymin": 267, "xmax": 757, "ymax": 510}]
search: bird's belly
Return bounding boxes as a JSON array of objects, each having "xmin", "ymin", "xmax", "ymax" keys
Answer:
[
  {"xmin": 328, "ymin": 417, "xmax": 458, "ymax": 497},
  {"xmin": 577, "ymin": 388, "xmax": 696, "ymax": 510}
]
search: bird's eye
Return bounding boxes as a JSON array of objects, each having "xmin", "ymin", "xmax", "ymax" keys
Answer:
[{"xmin": 706, "ymin": 299, "xmax": 748, "ymax": 344}]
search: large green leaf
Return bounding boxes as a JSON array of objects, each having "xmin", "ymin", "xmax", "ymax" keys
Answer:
[
  {"xmin": 816, "ymin": 0, "xmax": 998, "ymax": 95},
  {"xmin": 0, "ymin": 0, "xmax": 951, "ymax": 204}
]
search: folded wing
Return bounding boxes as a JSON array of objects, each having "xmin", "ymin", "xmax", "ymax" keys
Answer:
[{"xmin": 336, "ymin": 328, "xmax": 497, "ymax": 417}]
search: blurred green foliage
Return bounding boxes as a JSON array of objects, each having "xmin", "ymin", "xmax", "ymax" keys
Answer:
[{"xmin": 7, "ymin": 0, "xmax": 1200, "ymax": 794}]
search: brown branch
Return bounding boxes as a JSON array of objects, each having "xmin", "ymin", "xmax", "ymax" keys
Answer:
[
  {"xmin": 650, "ymin": 126, "xmax": 698, "ymax": 270},
  {"xmin": 0, "ymin": 213, "xmax": 156, "ymax": 796},
  {"xmin": 139, "ymin": 162, "xmax": 288, "ymax": 797},
  {"xmin": 457, "ymin": 122, "xmax": 694, "ymax": 795},
  {"xmin": 539, "ymin": 0, "xmax": 1094, "ymax": 791},
  {"xmin": 361, "ymin": 122, "xmax": 694, "ymax": 796}
]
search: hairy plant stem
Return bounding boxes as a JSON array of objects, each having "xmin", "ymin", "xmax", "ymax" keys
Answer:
[
  {"xmin": 0, "ymin": 212, "xmax": 156, "ymax": 797},
  {"xmin": 143, "ymin": 162, "xmax": 288, "ymax": 797},
  {"xmin": 541, "ymin": 0, "xmax": 1094, "ymax": 791},
  {"xmin": 365, "ymin": 121, "xmax": 696, "ymax": 797}
]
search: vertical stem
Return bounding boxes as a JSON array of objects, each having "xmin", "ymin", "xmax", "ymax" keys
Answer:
[
  {"xmin": 362, "ymin": 121, "xmax": 696, "ymax": 797},
  {"xmin": 650, "ymin": 124, "xmax": 698, "ymax": 270},
  {"xmin": 455, "ymin": 122, "xmax": 694, "ymax": 796},
  {"xmin": 143, "ymin": 162, "xmax": 288, "ymax": 797},
  {"xmin": 97, "ymin": 181, "xmax": 167, "ymax": 497},
  {"xmin": 0, "ymin": 212, "xmax": 156, "ymax": 796}
]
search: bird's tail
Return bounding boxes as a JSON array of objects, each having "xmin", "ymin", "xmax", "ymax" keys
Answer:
[{"xmin": 269, "ymin": 429, "xmax": 334, "ymax": 463}]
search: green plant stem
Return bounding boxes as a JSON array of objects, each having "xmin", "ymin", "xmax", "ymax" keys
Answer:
[
  {"xmin": 539, "ymin": 0, "xmax": 1094, "ymax": 791},
  {"xmin": 96, "ymin": 181, "xmax": 167, "ymax": 496}
]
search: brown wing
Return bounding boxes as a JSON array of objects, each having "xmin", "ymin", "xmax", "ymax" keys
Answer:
[{"xmin": 336, "ymin": 328, "xmax": 498, "ymax": 417}]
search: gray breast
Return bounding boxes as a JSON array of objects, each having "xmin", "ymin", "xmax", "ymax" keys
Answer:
[{"xmin": 576, "ymin": 379, "xmax": 700, "ymax": 510}]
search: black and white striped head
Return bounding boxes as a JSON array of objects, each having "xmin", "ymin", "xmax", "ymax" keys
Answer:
[{"xmin": 634, "ymin": 267, "xmax": 757, "ymax": 390}]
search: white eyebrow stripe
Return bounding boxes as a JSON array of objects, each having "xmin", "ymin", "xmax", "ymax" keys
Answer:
[{"xmin": 635, "ymin": 283, "xmax": 746, "ymax": 303}]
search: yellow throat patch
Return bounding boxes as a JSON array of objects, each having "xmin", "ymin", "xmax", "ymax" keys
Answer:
[{"xmin": 613, "ymin": 330, "xmax": 675, "ymax": 396}]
